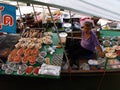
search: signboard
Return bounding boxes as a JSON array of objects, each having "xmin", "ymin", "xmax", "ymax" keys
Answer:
[{"xmin": 0, "ymin": 3, "xmax": 16, "ymax": 33}]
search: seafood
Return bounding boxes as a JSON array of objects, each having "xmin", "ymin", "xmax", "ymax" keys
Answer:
[
  {"xmin": 8, "ymin": 54, "xmax": 14, "ymax": 62},
  {"xmin": 37, "ymin": 38, "xmax": 43, "ymax": 44},
  {"xmin": 37, "ymin": 55, "xmax": 44, "ymax": 64},
  {"xmin": 13, "ymin": 55, "xmax": 21, "ymax": 63},
  {"xmin": 8, "ymin": 62, "xmax": 16, "ymax": 70},
  {"xmin": 13, "ymin": 64, "xmax": 19, "ymax": 71},
  {"xmin": 10, "ymin": 49, "xmax": 18, "ymax": 55},
  {"xmin": 22, "ymin": 29, "xmax": 43, "ymax": 38},
  {"xmin": 103, "ymin": 36, "xmax": 111, "ymax": 40},
  {"xmin": 34, "ymin": 43, "xmax": 42, "ymax": 49},
  {"xmin": 32, "ymin": 49, "xmax": 39, "ymax": 56},
  {"xmin": 22, "ymin": 31, "xmax": 29, "ymax": 38},
  {"xmin": 24, "ymin": 48, "xmax": 31, "ymax": 56},
  {"xmin": 113, "ymin": 45, "xmax": 120, "ymax": 50},
  {"xmin": 44, "ymin": 32, "xmax": 52, "ymax": 36},
  {"xmin": 104, "ymin": 47, "xmax": 115, "ymax": 53},
  {"xmin": 111, "ymin": 41, "xmax": 118, "ymax": 46},
  {"xmin": 22, "ymin": 56, "xmax": 29, "ymax": 63},
  {"xmin": 5, "ymin": 68, "xmax": 13, "ymax": 74},
  {"xmin": 28, "ymin": 56, "xmax": 37, "ymax": 65},
  {"xmin": 112, "ymin": 36, "xmax": 120, "ymax": 41},
  {"xmin": 45, "ymin": 57, "xmax": 50, "ymax": 64},
  {"xmin": 0, "ymin": 48, "xmax": 10, "ymax": 57},
  {"xmin": 15, "ymin": 43, "xmax": 21, "ymax": 48},
  {"xmin": 2, "ymin": 64, "xmax": 8, "ymax": 70},
  {"xmin": 26, "ymin": 66, "xmax": 33, "ymax": 75},
  {"xmin": 28, "ymin": 42, "xmax": 35, "ymax": 49},
  {"xmin": 32, "ymin": 38, "xmax": 37, "ymax": 42},
  {"xmin": 33, "ymin": 67, "xmax": 40, "ymax": 76},
  {"xmin": 17, "ymin": 48, "xmax": 24, "ymax": 56},
  {"xmin": 39, "ymin": 51, "xmax": 47, "ymax": 57},
  {"xmin": 103, "ymin": 40, "xmax": 111, "ymax": 47},
  {"xmin": 31, "ymin": 31, "xmax": 38, "ymax": 38},
  {"xmin": 105, "ymin": 53, "xmax": 117, "ymax": 58},
  {"xmin": 17, "ymin": 69, "xmax": 25, "ymax": 75},
  {"xmin": 19, "ymin": 64, "xmax": 27, "ymax": 70}
]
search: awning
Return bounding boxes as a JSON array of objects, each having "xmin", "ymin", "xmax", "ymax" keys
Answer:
[{"xmin": 10, "ymin": 0, "xmax": 120, "ymax": 22}]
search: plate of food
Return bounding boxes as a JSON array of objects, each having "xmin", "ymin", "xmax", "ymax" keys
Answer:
[
  {"xmin": 117, "ymin": 40, "xmax": 120, "ymax": 45},
  {"xmin": 25, "ymin": 66, "xmax": 33, "ymax": 75},
  {"xmin": 105, "ymin": 52, "xmax": 117, "ymax": 58},
  {"xmin": 107, "ymin": 59, "xmax": 120, "ymax": 65},
  {"xmin": 1, "ymin": 64, "xmax": 8, "ymax": 70},
  {"xmin": 112, "ymin": 36, "xmax": 120, "ymax": 41},
  {"xmin": 111, "ymin": 41, "xmax": 118, "ymax": 46},
  {"xmin": 39, "ymin": 51, "xmax": 47, "ymax": 57},
  {"xmin": 5, "ymin": 68, "xmax": 13, "ymax": 75},
  {"xmin": 103, "ymin": 36, "xmax": 111, "ymax": 40},
  {"xmin": 17, "ymin": 69, "xmax": 25, "ymax": 75},
  {"xmin": 104, "ymin": 47, "xmax": 115, "ymax": 53},
  {"xmin": 103, "ymin": 40, "xmax": 111, "ymax": 47},
  {"xmin": 88, "ymin": 59, "xmax": 98, "ymax": 65},
  {"xmin": 37, "ymin": 55, "xmax": 45, "ymax": 64},
  {"xmin": 113, "ymin": 45, "xmax": 120, "ymax": 50}
]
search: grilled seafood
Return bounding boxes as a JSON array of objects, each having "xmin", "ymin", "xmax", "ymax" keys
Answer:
[
  {"xmin": 5, "ymin": 68, "xmax": 13, "ymax": 74},
  {"xmin": 17, "ymin": 48, "xmax": 24, "ymax": 56},
  {"xmin": 0, "ymin": 48, "xmax": 10, "ymax": 57},
  {"xmin": 13, "ymin": 55, "xmax": 21, "ymax": 63},
  {"xmin": 28, "ymin": 56, "xmax": 37, "ymax": 65},
  {"xmin": 33, "ymin": 67, "xmax": 40, "ymax": 75},
  {"xmin": 8, "ymin": 54, "xmax": 14, "ymax": 62},
  {"xmin": 26, "ymin": 66, "xmax": 33, "ymax": 75},
  {"xmin": 10, "ymin": 49, "xmax": 18, "ymax": 55},
  {"xmin": 22, "ymin": 56, "xmax": 29, "ymax": 63},
  {"xmin": 17, "ymin": 69, "xmax": 25, "ymax": 75},
  {"xmin": 19, "ymin": 64, "xmax": 27, "ymax": 70},
  {"xmin": 2, "ymin": 64, "xmax": 8, "ymax": 70},
  {"xmin": 32, "ymin": 49, "xmax": 39, "ymax": 56},
  {"xmin": 24, "ymin": 48, "xmax": 31, "ymax": 56}
]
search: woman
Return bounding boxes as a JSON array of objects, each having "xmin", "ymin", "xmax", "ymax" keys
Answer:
[{"xmin": 68, "ymin": 21, "xmax": 104, "ymax": 66}]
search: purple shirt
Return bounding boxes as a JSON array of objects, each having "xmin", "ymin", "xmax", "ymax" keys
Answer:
[{"xmin": 81, "ymin": 30, "xmax": 100, "ymax": 51}]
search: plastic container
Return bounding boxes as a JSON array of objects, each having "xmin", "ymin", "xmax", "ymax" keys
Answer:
[
  {"xmin": 17, "ymin": 69, "xmax": 25, "ymax": 75},
  {"xmin": 5, "ymin": 68, "xmax": 13, "ymax": 74},
  {"xmin": 33, "ymin": 67, "xmax": 40, "ymax": 76},
  {"xmin": 25, "ymin": 66, "xmax": 33, "ymax": 75},
  {"xmin": 36, "ymin": 55, "xmax": 44, "ymax": 64},
  {"xmin": 59, "ymin": 32, "xmax": 68, "ymax": 44}
]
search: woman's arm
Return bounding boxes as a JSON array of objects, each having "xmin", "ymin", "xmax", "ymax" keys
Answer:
[{"xmin": 96, "ymin": 45, "xmax": 105, "ymax": 58}]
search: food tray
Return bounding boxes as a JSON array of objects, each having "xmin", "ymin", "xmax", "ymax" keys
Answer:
[
  {"xmin": 21, "ymin": 28, "xmax": 45, "ymax": 38},
  {"xmin": 51, "ymin": 54, "xmax": 63, "ymax": 66},
  {"xmin": 0, "ymin": 34, "xmax": 20, "ymax": 63}
]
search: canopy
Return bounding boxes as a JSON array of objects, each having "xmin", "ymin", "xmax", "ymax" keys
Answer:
[{"xmin": 10, "ymin": 0, "xmax": 120, "ymax": 22}]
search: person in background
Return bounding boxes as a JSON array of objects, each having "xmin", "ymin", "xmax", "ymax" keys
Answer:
[
  {"xmin": 16, "ymin": 18, "xmax": 23, "ymax": 33},
  {"xmin": 68, "ymin": 21, "xmax": 105, "ymax": 67}
]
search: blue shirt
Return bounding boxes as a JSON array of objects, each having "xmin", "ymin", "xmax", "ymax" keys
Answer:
[{"xmin": 81, "ymin": 30, "xmax": 100, "ymax": 51}]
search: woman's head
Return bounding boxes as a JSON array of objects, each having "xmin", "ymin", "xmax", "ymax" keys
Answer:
[{"xmin": 83, "ymin": 21, "xmax": 93, "ymax": 32}]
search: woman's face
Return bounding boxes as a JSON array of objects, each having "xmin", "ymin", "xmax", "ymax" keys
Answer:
[{"xmin": 83, "ymin": 25, "xmax": 92, "ymax": 33}]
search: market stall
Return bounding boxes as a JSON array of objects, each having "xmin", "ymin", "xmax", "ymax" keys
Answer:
[
  {"xmin": 0, "ymin": 0, "xmax": 120, "ymax": 80},
  {"xmin": 0, "ymin": 30, "xmax": 64, "ymax": 78}
]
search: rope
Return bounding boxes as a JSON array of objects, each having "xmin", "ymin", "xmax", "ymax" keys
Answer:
[
  {"xmin": 97, "ymin": 70, "xmax": 106, "ymax": 90},
  {"xmin": 32, "ymin": 4, "xmax": 41, "ymax": 28},
  {"xmin": 47, "ymin": 6, "xmax": 69, "ymax": 69},
  {"xmin": 69, "ymin": 11, "xmax": 74, "ymax": 41},
  {"xmin": 17, "ymin": 1, "xmax": 26, "ymax": 36},
  {"xmin": 68, "ymin": 66, "xmax": 72, "ymax": 80}
]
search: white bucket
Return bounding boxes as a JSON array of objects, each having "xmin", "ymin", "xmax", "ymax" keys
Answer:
[{"xmin": 59, "ymin": 32, "xmax": 68, "ymax": 44}]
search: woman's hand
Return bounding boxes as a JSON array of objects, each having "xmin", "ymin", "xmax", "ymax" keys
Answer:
[
  {"xmin": 96, "ymin": 45, "xmax": 105, "ymax": 58},
  {"xmin": 99, "ymin": 51, "xmax": 105, "ymax": 58}
]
